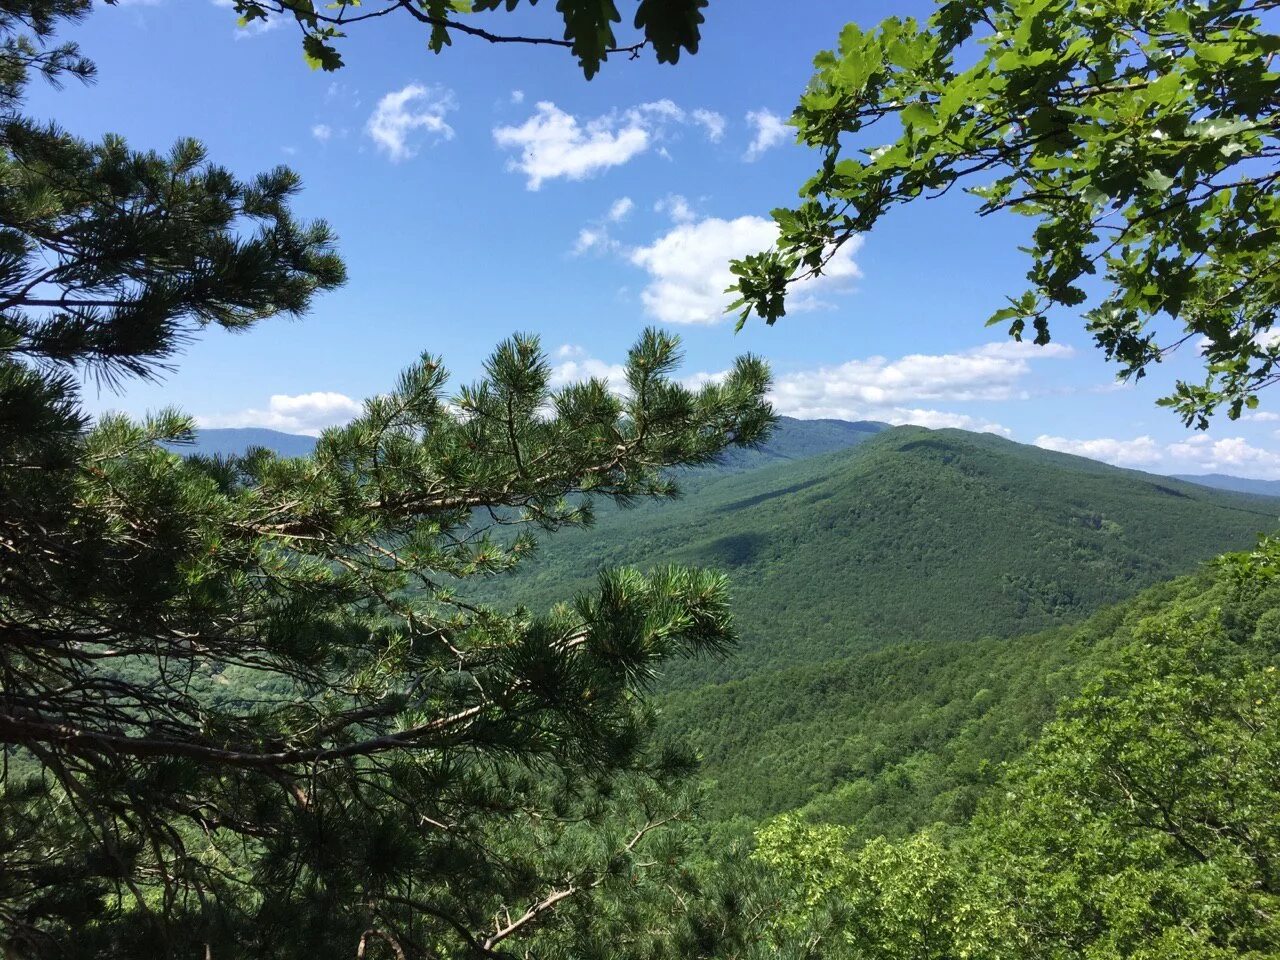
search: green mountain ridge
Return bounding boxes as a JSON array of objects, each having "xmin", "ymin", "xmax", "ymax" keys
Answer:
[
  {"xmin": 180, "ymin": 421, "xmax": 1280, "ymax": 836},
  {"xmin": 1173, "ymin": 471, "xmax": 1280, "ymax": 497},
  {"xmin": 171, "ymin": 427, "xmax": 319, "ymax": 459},
  {"xmin": 477, "ymin": 425, "xmax": 1279, "ymax": 689}
]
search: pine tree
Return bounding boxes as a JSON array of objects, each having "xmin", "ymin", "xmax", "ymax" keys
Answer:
[{"xmin": 0, "ymin": 3, "xmax": 773, "ymax": 955}]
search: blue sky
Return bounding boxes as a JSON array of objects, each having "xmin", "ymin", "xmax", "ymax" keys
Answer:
[{"xmin": 32, "ymin": 0, "xmax": 1280, "ymax": 478}]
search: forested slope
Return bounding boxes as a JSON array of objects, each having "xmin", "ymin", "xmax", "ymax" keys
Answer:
[
  {"xmin": 474, "ymin": 426, "xmax": 1280, "ymax": 687},
  {"xmin": 664, "ymin": 578, "xmax": 1192, "ymax": 827},
  {"xmin": 752, "ymin": 560, "xmax": 1280, "ymax": 958}
]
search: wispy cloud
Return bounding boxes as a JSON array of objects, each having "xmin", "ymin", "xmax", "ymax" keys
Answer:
[
  {"xmin": 570, "ymin": 197, "xmax": 636, "ymax": 256},
  {"xmin": 654, "ymin": 194, "xmax": 696, "ymax": 223},
  {"xmin": 692, "ymin": 108, "xmax": 726, "ymax": 142},
  {"xmin": 493, "ymin": 100, "xmax": 723, "ymax": 189},
  {"xmin": 607, "ymin": 196, "xmax": 635, "ymax": 222},
  {"xmin": 744, "ymin": 108, "xmax": 788, "ymax": 160},
  {"xmin": 367, "ymin": 83, "xmax": 456, "ymax": 162}
]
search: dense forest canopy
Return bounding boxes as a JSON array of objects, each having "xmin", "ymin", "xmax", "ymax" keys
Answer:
[{"xmin": 2, "ymin": 0, "xmax": 1279, "ymax": 956}]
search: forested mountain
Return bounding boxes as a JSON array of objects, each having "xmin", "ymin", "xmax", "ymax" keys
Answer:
[
  {"xmin": 172, "ymin": 427, "xmax": 319, "ymax": 458},
  {"xmin": 475, "ymin": 425, "xmax": 1280, "ymax": 687},
  {"xmin": 159, "ymin": 420, "xmax": 1280, "ymax": 836}
]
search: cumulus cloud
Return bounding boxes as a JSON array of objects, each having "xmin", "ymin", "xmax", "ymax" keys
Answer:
[
  {"xmin": 543, "ymin": 340, "xmax": 1080, "ymax": 439},
  {"xmin": 1034, "ymin": 434, "xmax": 1165, "ymax": 467},
  {"xmin": 888, "ymin": 409, "xmax": 1012, "ymax": 435},
  {"xmin": 198, "ymin": 392, "xmax": 362, "ymax": 437},
  {"xmin": 367, "ymin": 84, "xmax": 456, "ymax": 162},
  {"xmin": 628, "ymin": 214, "xmax": 861, "ymax": 324},
  {"xmin": 493, "ymin": 100, "xmax": 722, "ymax": 189},
  {"xmin": 744, "ymin": 108, "xmax": 788, "ymax": 160},
  {"xmin": 1168, "ymin": 434, "xmax": 1280, "ymax": 475},
  {"xmin": 770, "ymin": 342, "xmax": 1071, "ymax": 426},
  {"xmin": 311, "ymin": 123, "xmax": 333, "ymax": 142},
  {"xmin": 692, "ymin": 108, "xmax": 727, "ymax": 142},
  {"xmin": 494, "ymin": 102, "xmax": 646, "ymax": 189},
  {"xmin": 510, "ymin": 89, "xmax": 525, "ymax": 104},
  {"xmin": 1035, "ymin": 432, "xmax": 1280, "ymax": 478},
  {"xmin": 549, "ymin": 346, "xmax": 628, "ymax": 391}
]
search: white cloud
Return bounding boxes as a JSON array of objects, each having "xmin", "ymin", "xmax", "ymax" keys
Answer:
[
  {"xmin": 554, "ymin": 352, "xmax": 1014, "ymax": 435},
  {"xmin": 198, "ymin": 392, "xmax": 362, "ymax": 437},
  {"xmin": 770, "ymin": 342, "xmax": 1070, "ymax": 426},
  {"xmin": 544, "ymin": 340, "xmax": 1080, "ymax": 440},
  {"xmin": 569, "ymin": 197, "xmax": 635, "ymax": 256},
  {"xmin": 655, "ymin": 194, "xmax": 696, "ymax": 223},
  {"xmin": 311, "ymin": 123, "xmax": 333, "ymax": 142},
  {"xmin": 572, "ymin": 227, "xmax": 615, "ymax": 256},
  {"xmin": 893, "ymin": 409, "xmax": 1011, "ymax": 435},
  {"xmin": 1035, "ymin": 432, "xmax": 1280, "ymax": 478},
  {"xmin": 493, "ymin": 102, "xmax": 650, "ymax": 189},
  {"xmin": 607, "ymin": 196, "xmax": 635, "ymax": 222},
  {"xmin": 628, "ymin": 214, "xmax": 861, "ymax": 324},
  {"xmin": 970, "ymin": 340, "xmax": 1076, "ymax": 360},
  {"xmin": 367, "ymin": 84, "xmax": 456, "ymax": 162},
  {"xmin": 549, "ymin": 348, "xmax": 628, "ymax": 391},
  {"xmin": 692, "ymin": 108, "xmax": 727, "ymax": 142},
  {"xmin": 493, "ymin": 100, "xmax": 721, "ymax": 189},
  {"xmin": 1035, "ymin": 434, "xmax": 1165, "ymax": 467},
  {"xmin": 1244, "ymin": 410, "xmax": 1280, "ymax": 422},
  {"xmin": 1168, "ymin": 434, "xmax": 1280, "ymax": 475},
  {"xmin": 511, "ymin": 89, "xmax": 525, "ymax": 104},
  {"xmin": 744, "ymin": 108, "xmax": 788, "ymax": 160}
]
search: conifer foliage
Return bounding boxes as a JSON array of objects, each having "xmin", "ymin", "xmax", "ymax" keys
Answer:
[{"xmin": 0, "ymin": 3, "xmax": 773, "ymax": 955}]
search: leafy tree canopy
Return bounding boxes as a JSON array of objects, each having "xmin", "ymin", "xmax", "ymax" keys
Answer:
[
  {"xmin": 729, "ymin": 0, "xmax": 1280, "ymax": 427},
  {"xmin": 751, "ymin": 549, "xmax": 1280, "ymax": 958},
  {"xmin": 222, "ymin": 0, "xmax": 709, "ymax": 78}
]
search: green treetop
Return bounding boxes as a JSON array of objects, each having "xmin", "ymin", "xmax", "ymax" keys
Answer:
[{"xmin": 729, "ymin": 0, "xmax": 1280, "ymax": 427}]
